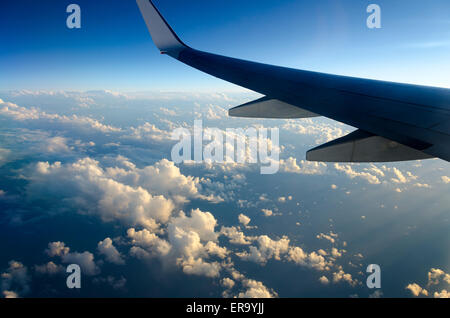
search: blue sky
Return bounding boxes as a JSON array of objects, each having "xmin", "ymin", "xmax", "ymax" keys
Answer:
[{"xmin": 1, "ymin": 0, "xmax": 450, "ymax": 91}]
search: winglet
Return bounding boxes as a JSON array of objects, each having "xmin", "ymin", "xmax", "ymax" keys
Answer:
[{"xmin": 136, "ymin": 0, "xmax": 188, "ymax": 57}]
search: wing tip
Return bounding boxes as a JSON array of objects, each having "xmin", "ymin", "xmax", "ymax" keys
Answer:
[{"xmin": 136, "ymin": 0, "xmax": 188, "ymax": 56}]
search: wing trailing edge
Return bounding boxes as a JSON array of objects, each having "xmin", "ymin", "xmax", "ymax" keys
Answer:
[
  {"xmin": 306, "ymin": 129, "xmax": 433, "ymax": 162},
  {"xmin": 229, "ymin": 97, "xmax": 319, "ymax": 119}
]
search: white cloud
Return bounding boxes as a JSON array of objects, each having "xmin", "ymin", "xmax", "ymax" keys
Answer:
[
  {"xmin": 98, "ymin": 238, "xmax": 125, "ymax": 265},
  {"xmin": 279, "ymin": 157, "xmax": 327, "ymax": 175},
  {"xmin": 287, "ymin": 248, "xmax": 328, "ymax": 271},
  {"xmin": 406, "ymin": 268, "xmax": 449, "ymax": 298},
  {"xmin": 237, "ymin": 279, "xmax": 278, "ymax": 298},
  {"xmin": 0, "ymin": 99, "xmax": 120, "ymax": 133},
  {"xmin": 34, "ymin": 262, "xmax": 65, "ymax": 275},
  {"xmin": 237, "ymin": 235, "xmax": 290, "ymax": 264},
  {"xmin": 406, "ymin": 283, "xmax": 428, "ymax": 297},
  {"xmin": 1, "ymin": 261, "xmax": 31, "ymax": 297},
  {"xmin": 221, "ymin": 277, "xmax": 235, "ymax": 289},
  {"xmin": 334, "ymin": 164, "xmax": 380, "ymax": 184},
  {"xmin": 261, "ymin": 209, "xmax": 273, "ymax": 217},
  {"xmin": 316, "ymin": 232, "xmax": 338, "ymax": 244},
  {"xmin": 319, "ymin": 276, "xmax": 329, "ymax": 285},
  {"xmin": 46, "ymin": 242, "xmax": 100, "ymax": 276},
  {"xmin": 220, "ymin": 226, "xmax": 254, "ymax": 245},
  {"xmin": 238, "ymin": 214, "xmax": 251, "ymax": 227},
  {"xmin": 169, "ymin": 209, "xmax": 218, "ymax": 242},
  {"xmin": 29, "ymin": 158, "xmax": 178, "ymax": 231},
  {"xmin": 332, "ymin": 267, "xmax": 358, "ymax": 287}
]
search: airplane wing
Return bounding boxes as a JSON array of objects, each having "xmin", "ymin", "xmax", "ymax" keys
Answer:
[{"xmin": 136, "ymin": 0, "xmax": 450, "ymax": 163}]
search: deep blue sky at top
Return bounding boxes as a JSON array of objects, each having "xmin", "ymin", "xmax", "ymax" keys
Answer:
[{"xmin": 1, "ymin": 0, "xmax": 449, "ymax": 91}]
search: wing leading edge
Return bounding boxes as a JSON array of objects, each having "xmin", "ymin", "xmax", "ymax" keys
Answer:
[{"xmin": 136, "ymin": 0, "xmax": 450, "ymax": 163}]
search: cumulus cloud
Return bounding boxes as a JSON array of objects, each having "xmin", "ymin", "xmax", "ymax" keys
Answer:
[
  {"xmin": 319, "ymin": 276, "xmax": 329, "ymax": 285},
  {"xmin": 220, "ymin": 226, "xmax": 254, "ymax": 245},
  {"xmin": 46, "ymin": 242, "xmax": 100, "ymax": 276},
  {"xmin": 261, "ymin": 209, "xmax": 273, "ymax": 217},
  {"xmin": 332, "ymin": 267, "xmax": 358, "ymax": 287},
  {"xmin": 34, "ymin": 261, "xmax": 65, "ymax": 275},
  {"xmin": 98, "ymin": 238, "xmax": 125, "ymax": 265},
  {"xmin": 221, "ymin": 277, "xmax": 235, "ymax": 289},
  {"xmin": 334, "ymin": 164, "xmax": 380, "ymax": 184},
  {"xmin": 169, "ymin": 209, "xmax": 218, "ymax": 242},
  {"xmin": 442, "ymin": 176, "xmax": 450, "ymax": 184},
  {"xmin": 316, "ymin": 232, "xmax": 338, "ymax": 244},
  {"xmin": 1, "ymin": 261, "xmax": 31, "ymax": 298},
  {"xmin": 406, "ymin": 283, "xmax": 429, "ymax": 297},
  {"xmin": 287, "ymin": 248, "xmax": 328, "ymax": 271},
  {"xmin": 406, "ymin": 268, "xmax": 449, "ymax": 298},
  {"xmin": 279, "ymin": 157, "xmax": 327, "ymax": 175},
  {"xmin": 238, "ymin": 214, "xmax": 251, "ymax": 227},
  {"xmin": 128, "ymin": 208, "xmax": 227, "ymax": 279},
  {"xmin": 28, "ymin": 158, "xmax": 182, "ymax": 231},
  {"xmin": 0, "ymin": 99, "xmax": 121, "ymax": 133},
  {"xmin": 237, "ymin": 279, "xmax": 278, "ymax": 298},
  {"xmin": 281, "ymin": 119, "xmax": 348, "ymax": 144},
  {"xmin": 237, "ymin": 235, "xmax": 290, "ymax": 264}
]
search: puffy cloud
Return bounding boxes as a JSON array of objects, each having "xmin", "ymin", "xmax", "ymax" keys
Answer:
[
  {"xmin": 3, "ymin": 290, "xmax": 18, "ymax": 298},
  {"xmin": 46, "ymin": 242, "xmax": 100, "ymax": 276},
  {"xmin": 319, "ymin": 276, "xmax": 329, "ymax": 285},
  {"xmin": 434, "ymin": 290, "xmax": 449, "ymax": 298},
  {"xmin": 221, "ymin": 277, "xmax": 235, "ymax": 289},
  {"xmin": 316, "ymin": 232, "xmax": 338, "ymax": 244},
  {"xmin": 261, "ymin": 209, "xmax": 273, "ymax": 217},
  {"xmin": 428, "ymin": 268, "xmax": 450, "ymax": 285},
  {"xmin": 124, "ymin": 122, "xmax": 173, "ymax": 144},
  {"xmin": 179, "ymin": 257, "xmax": 221, "ymax": 278},
  {"xmin": 441, "ymin": 176, "xmax": 450, "ymax": 184},
  {"xmin": 406, "ymin": 283, "xmax": 429, "ymax": 297},
  {"xmin": 29, "ymin": 158, "xmax": 176, "ymax": 231},
  {"xmin": 279, "ymin": 157, "xmax": 327, "ymax": 175},
  {"xmin": 127, "ymin": 228, "xmax": 171, "ymax": 258},
  {"xmin": 406, "ymin": 268, "xmax": 450, "ymax": 298},
  {"xmin": 332, "ymin": 268, "xmax": 358, "ymax": 287},
  {"xmin": 281, "ymin": 119, "xmax": 348, "ymax": 144},
  {"xmin": 169, "ymin": 209, "xmax": 218, "ymax": 242},
  {"xmin": 204, "ymin": 241, "xmax": 228, "ymax": 259},
  {"xmin": 1, "ymin": 261, "xmax": 31, "ymax": 298},
  {"xmin": 237, "ymin": 235, "xmax": 290, "ymax": 264},
  {"xmin": 331, "ymin": 247, "xmax": 343, "ymax": 258},
  {"xmin": 390, "ymin": 168, "xmax": 417, "ymax": 184},
  {"xmin": 406, "ymin": 268, "xmax": 449, "ymax": 298},
  {"xmin": 42, "ymin": 136, "xmax": 71, "ymax": 153},
  {"xmin": 238, "ymin": 214, "xmax": 251, "ymax": 227},
  {"xmin": 0, "ymin": 99, "xmax": 121, "ymax": 133},
  {"xmin": 287, "ymin": 248, "xmax": 328, "ymax": 271},
  {"xmin": 45, "ymin": 241, "xmax": 69, "ymax": 257},
  {"xmin": 98, "ymin": 238, "xmax": 125, "ymax": 265},
  {"xmin": 128, "ymin": 208, "xmax": 227, "ymax": 279},
  {"xmin": 334, "ymin": 164, "xmax": 380, "ymax": 184},
  {"xmin": 34, "ymin": 262, "xmax": 65, "ymax": 275},
  {"xmin": 237, "ymin": 279, "xmax": 278, "ymax": 298},
  {"xmin": 220, "ymin": 226, "xmax": 254, "ymax": 245},
  {"xmin": 61, "ymin": 252, "xmax": 99, "ymax": 276}
]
